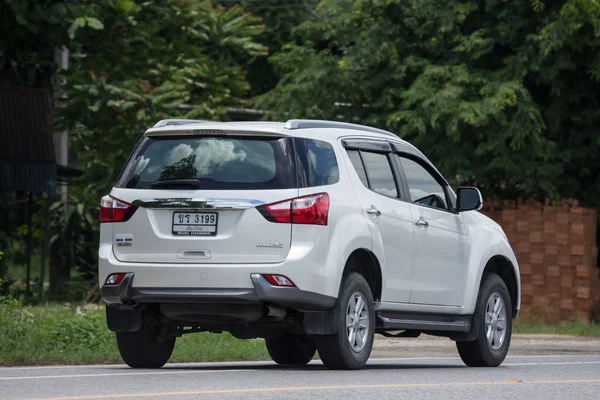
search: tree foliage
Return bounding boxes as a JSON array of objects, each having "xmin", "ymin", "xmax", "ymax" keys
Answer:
[
  {"xmin": 259, "ymin": 0, "xmax": 600, "ymax": 204},
  {"xmin": 215, "ymin": 0, "xmax": 319, "ymax": 96},
  {"xmin": 1, "ymin": 1, "xmax": 267, "ymax": 286},
  {"xmin": 0, "ymin": 0, "xmax": 101, "ymax": 87},
  {"xmin": 56, "ymin": 0, "xmax": 267, "ymax": 205}
]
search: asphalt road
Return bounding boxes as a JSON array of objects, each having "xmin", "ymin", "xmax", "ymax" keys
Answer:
[{"xmin": 2, "ymin": 354, "xmax": 600, "ymax": 400}]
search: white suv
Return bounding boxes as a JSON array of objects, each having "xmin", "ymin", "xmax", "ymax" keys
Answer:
[{"xmin": 99, "ymin": 119, "xmax": 520, "ymax": 370}]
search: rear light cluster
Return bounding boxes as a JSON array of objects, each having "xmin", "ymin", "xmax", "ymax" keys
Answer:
[
  {"xmin": 100, "ymin": 195, "xmax": 138, "ymax": 223},
  {"xmin": 258, "ymin": 193, "xmax": 329, "ymax": 226}
]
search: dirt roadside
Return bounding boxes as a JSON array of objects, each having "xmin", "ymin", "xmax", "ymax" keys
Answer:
[{"xmin": 371, "ymin": 334, "xmax": 600, "ymax": 358}]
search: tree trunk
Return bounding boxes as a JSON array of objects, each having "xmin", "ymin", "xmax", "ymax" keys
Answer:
[{"xmin": 49, "ymin": 242, "xmax": 71, "ymax": 297}]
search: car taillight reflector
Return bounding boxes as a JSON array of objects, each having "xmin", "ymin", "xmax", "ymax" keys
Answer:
[
  {"xmin": 100, "ymin": 195, "xmax": 137, "ymax": 223},
  {"xmin": 258, "ymin": 193, "xmax": 329, "ymax": 226},
  {"xmin": 105, "ymin": 273, "xmax": 126, "ymax": 285},
  {"xmin": 263, "ymin": 274, "xmax": 296, "ymax": 287}
]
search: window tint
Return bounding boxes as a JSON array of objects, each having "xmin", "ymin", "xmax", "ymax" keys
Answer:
[
  {"xmin": 398, "ymin": 156, "xmax": 448, "ymax": 210},
  {"xmin": 116, "ymin": 136, "xmax": 295, "ymax": 190},
  {"xmin": 295, "ymin": 138, "xmax": 339, "ymax": 187},
  {"xmin": 361, "ymin": 152, "xmax": 398, "ymax": 198},
  {"xmin": 346, "ymin": 150, "xmax": 369, "ymax": 188}
]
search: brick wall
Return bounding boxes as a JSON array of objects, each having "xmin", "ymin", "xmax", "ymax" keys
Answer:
[{"xmin": 482, "ymin": 199, "xmax": 599, "ymax": 322}]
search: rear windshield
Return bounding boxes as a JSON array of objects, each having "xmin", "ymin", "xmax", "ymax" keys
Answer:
[{"xmin": 116, "ymin": 136, "xmax": 296, "ymax": 190}]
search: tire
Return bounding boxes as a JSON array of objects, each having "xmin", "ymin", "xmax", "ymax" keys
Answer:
[
  {"xmin": 116, "ymin": 326, "xmax": 175, "ymax": 369},
  {"xmin": 315, "ymin": 272, "xmax": 375, "ymax": 370},
  {"xmin": 265, "ymin": 334, "xmax": 316, "ymax": 365},
  {"xmin": 456, "ymin": 273, "xmax": 512, "ymax": 367}
]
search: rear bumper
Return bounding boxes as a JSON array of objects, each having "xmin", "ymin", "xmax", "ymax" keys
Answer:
[{"xmin": 101, "ymin": 272, "xmax": 336, "ymax": 312}]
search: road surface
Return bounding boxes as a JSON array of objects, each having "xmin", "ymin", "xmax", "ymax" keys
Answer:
[{"xmin": 2, "ymin": 354, "xmax": 600, "ymax": 400}]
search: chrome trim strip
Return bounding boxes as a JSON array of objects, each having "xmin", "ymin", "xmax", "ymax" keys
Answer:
[{"xmin": 132, "ymin": 198, "xmax": 265, "ymax": 209}]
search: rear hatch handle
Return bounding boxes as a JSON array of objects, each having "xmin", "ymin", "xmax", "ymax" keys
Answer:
[{"xmin": 132, "ymin": 198, "xmax": 265, "ymax": 210}]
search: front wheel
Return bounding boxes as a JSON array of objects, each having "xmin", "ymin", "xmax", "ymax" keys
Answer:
[
  {"xmin": 315, "ymin": 272, "xmax": 375, "ymax": 370},
  {"xmin": 456, "ymin": 273, "xmax": 512, "ymax": 367},
  {"xmin": 265, "ymin": 334, "xmax": 316, "ymax": 365}
]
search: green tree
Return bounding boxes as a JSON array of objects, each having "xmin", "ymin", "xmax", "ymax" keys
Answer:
[
  {"xmin": 2, "ymin": 1, "xmax": 267, "ymax": 287},
  {"xmin": 56, "ymin": 0, "xmax": 266, "ymax": 204},
  {"xmin": 215, "ymin": 0, "xmax": 319, "ymax": 96},
  {"xmin": 0, "ymin": 0, "xmax": 101, "ymax": 87},
  {"xmin": 260, "ymin": 0, "xmax": 600, "ymax": 205}
]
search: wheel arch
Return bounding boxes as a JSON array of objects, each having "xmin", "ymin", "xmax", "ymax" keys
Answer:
[
  {"xmin": 482, "ymin": 255, "xmax": 519, "ymax": 318},
  {"xmin": 342, "ymin": 248, "xmax": 383, "ymax": 302}
]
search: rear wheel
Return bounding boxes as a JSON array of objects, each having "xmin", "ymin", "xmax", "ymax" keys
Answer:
[
  {"xmin": 456, "ymin": 273, "xmax": 512, "ymax": 367},
  {"xmin": 116, "ymin": 325, "xmax": 175, "ymax": 368},
  {"xmin": 265, "ymin": 334, "xmax": 316, "ymax": 365},
  {"xmin": 315, "ymin": 272, "xmax": 375, "ymax": 370}
]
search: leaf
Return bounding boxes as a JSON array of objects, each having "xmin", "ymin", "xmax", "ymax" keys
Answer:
[
  {"xmin": 532, "ymin": 0, "xmax": 545, "ymax": 12},
  {"xmin": 116, "ymin": 0, "xmax": 135, "ymax": 12},
  {"xmin": 15, "ymin": 14, "xmax": 28, "ymax": 26},
  {"xmin": 85, "ymin": 17, "xmax": 104, "ymax": 31},
  {"xmin": 68, "ymin": 17, "xmax": 87, "ymax": 39}
]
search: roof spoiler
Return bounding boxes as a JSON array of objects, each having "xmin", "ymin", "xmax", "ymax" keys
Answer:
[{"xmin": 153, "ymin": 119, "xmax": 209, "ymax": 128}]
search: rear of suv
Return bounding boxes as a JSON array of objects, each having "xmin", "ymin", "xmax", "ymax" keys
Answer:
[{"xmin": 100, "ymin": 119, "xmax": 520, "ymax": 370}]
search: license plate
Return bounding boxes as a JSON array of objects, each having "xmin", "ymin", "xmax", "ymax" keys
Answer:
[{"xmin": 172, "ymin": 212, "xmax": 218, "ymax": 236}]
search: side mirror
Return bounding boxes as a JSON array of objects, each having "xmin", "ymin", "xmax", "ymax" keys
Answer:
[{"xmin": 456, "ymin": 187, "xmax": 483, "ymax": 212}]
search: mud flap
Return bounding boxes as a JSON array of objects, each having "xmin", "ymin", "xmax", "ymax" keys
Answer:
[
  {"xmin": 106, "ymin": 305, "xmax": 142, "ymax": 332},
  {"xmin": 450, "ymin": 317, "xmax": 479, "ymax": 342},
  {"xmin": 303, "ymin": 309, "xmax": 339, "ymax": 335}
]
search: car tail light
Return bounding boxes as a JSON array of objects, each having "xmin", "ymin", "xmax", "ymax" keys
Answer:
[
  {"xmin": 105, "ymin": 273, "xmax": 126, "ymax": 285},
  {"xmin": 262, "ymin": 199, "xmax": 293, "ymax": 223},
  {"xmin": 258, "ymin": 193, "xmax": 329, "ymax": 226},
  {"xmin": 100, "ymin": 195, "xmax": 138, "ymax": 223},
  {"xmin": 263, "ymin": 274, "xmax": 296, "ymax": 287}
]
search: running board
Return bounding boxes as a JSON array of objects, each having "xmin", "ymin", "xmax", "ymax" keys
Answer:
[{"xmin": 376, "ymin": 312, "xmax": 471, "ymax": 333}]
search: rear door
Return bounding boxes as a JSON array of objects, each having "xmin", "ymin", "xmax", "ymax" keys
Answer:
[
  {"xmin": 343, "ymin": 141, "xmax": 415, "ymax": 303},
  {"xmin": 109, "ymin": 134, "xmax": 298, "ymax": 264}
]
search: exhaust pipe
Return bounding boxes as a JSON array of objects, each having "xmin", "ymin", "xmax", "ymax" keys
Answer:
[{"xmin": 266, "ymin": 306, "xmax": 286, "ymax": 320}]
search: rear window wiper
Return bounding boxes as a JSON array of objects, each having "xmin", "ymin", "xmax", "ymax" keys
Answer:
[{"xmin": 150, "ymin": 179, "xmax": 201, "ymax": 189}]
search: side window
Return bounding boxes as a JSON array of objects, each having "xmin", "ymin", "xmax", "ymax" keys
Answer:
[
  {"xmin": 360, "ymin": 152, "xmax": 399, "ymax": 198},
  {"xmin": 294, "ymin": 138, "xmax": 339, "ymax": 187},
  {"xmin": 397, "ymin": 156, "xmax": 448, "ymax": 210},
  {"xmin": 346, "ymin": 150, "xmax": 369, "ymax": 188}
]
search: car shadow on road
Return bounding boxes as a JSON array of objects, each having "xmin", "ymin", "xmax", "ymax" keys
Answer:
[{"xmin": 103, "ymin": 363, "xmax": 465, "ymax": 372}]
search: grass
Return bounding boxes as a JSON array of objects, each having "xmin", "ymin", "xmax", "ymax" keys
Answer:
[
  {"xmin": 0, "ymin": 298, "xmax": 269, "ymax": 366},
  {"xmin": 513, "ymin": 319, "xmax": 600, "ymax": 337},
  {"xmin": 1, "ymin": 299, "xmax": 598, "ymax": 366}
]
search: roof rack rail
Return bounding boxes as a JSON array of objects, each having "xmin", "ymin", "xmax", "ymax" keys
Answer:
[
  {"xmin": 284, "ymin": 119, "xmax": 397, "ymax": 138},
  {"xmin": 153, "ymin": 119, "xmax": 209, "ymax": 128}
]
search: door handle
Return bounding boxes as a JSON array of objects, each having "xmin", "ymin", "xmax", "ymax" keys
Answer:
[
  {"xmin": 415, "ymin": 217, "xmax": 429, "ymax": 227},
  {"xmin": 366, "ymin": 207, "xmax": 381, "ymax": 216}
]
